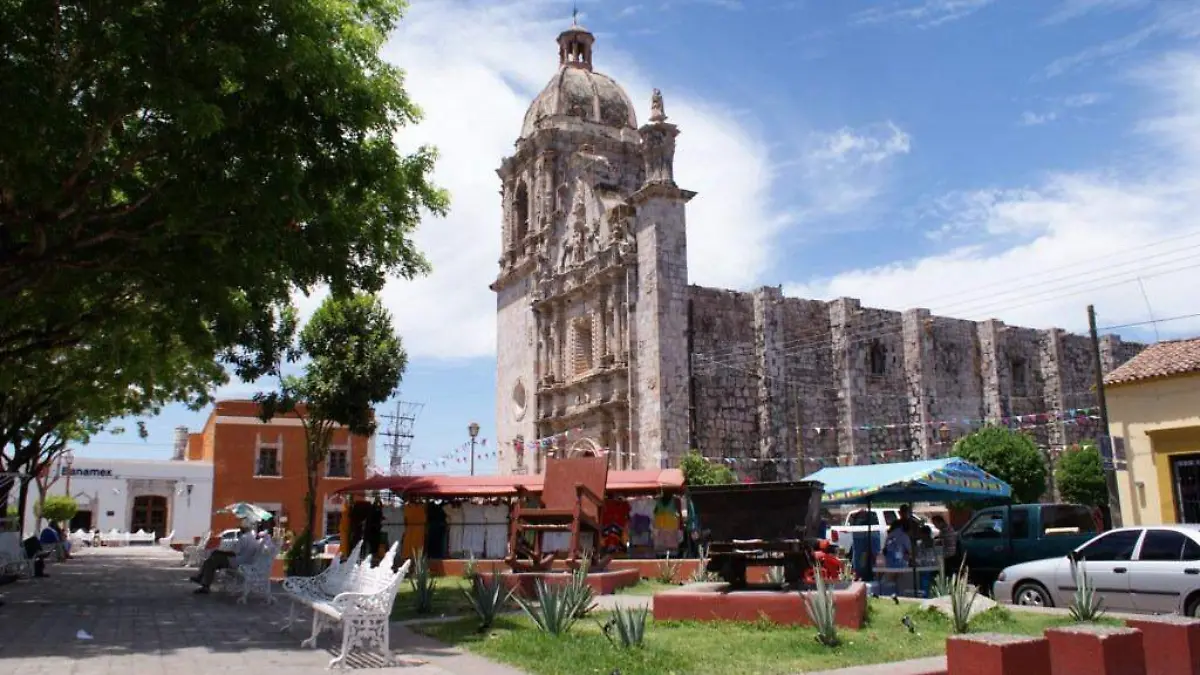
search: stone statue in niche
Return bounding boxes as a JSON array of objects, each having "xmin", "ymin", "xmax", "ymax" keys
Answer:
[{"xmin": 650, "ymin": 88, "xmax": 667, "ymax": 123}]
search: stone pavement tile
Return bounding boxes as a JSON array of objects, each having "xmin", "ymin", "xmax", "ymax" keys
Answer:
[{"xmin": 0, "ymin": 547, "xmax": 524, "ymax": 675}]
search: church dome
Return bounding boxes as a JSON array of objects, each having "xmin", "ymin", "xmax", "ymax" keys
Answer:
[{"xmin": 519, "ymin": 24, "xmax": 638, "ymax": 139}]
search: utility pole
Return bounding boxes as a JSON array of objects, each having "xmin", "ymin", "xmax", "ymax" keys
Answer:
[{"xmin": 1088, "ymin": 304, "xmax": 1123, "ymax": 528}]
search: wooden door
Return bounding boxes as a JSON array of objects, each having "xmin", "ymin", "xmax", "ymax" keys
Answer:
[{"xmin": 131, "ymin": 495, "xmax": 169, "ymax": 538}]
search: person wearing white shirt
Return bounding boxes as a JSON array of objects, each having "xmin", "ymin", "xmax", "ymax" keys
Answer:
[{"xmin": 191, "ymin": 526, "xmax": 259, "ymax": 594}]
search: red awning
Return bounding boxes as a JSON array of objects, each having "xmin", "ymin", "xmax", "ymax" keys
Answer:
[{"xmin": 336, "ymin": 469, "xmax": 685, "ymax": 499}]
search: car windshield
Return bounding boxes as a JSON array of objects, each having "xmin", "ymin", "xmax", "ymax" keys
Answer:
[{"xmin": 847, "ymin": 511, "xmax": 879, "ymax": 526}]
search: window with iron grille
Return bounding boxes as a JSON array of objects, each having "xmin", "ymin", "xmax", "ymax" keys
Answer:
[
  {"xmin": 256, "ymin": 447, "xmax": 280, "ymax": 477},
  {"xmin": 327, "ymin": 448, "xmax": 350, "ymax": 478}
]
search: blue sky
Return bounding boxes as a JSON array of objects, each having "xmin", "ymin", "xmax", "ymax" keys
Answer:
[{"xmin": 80, "ymin": 0, "xmax": 1200, "ymax": 472}]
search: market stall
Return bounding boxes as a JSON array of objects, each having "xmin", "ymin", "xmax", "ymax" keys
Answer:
[
  {"xmin": 334, "ymin": 469, "xmax": 689, "ymax": 568},
  {"xmin": 803, "ymin": 457, "xmax": 1011, "ymax": 595}
]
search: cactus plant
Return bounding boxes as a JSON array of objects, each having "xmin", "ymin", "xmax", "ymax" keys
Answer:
[
  {"xmin": 947, "ymin": 558, "xmax": 979, "ymax": 634},
  {"xmin": 409, "ymin": 548, "xmax": 438, "ymax": 615},
  {"xmin": 802, "ymin": 567, "xmax": 840, "ymax": 647},
  {"xmin": 1068, "ymin": 562, "xmax": 1106, "ymax": 622},
  {"xmin": 463, "ymin": 571, "xmax": 512, "ymax": 631},
  {"xmin": 600, "ymin": 603, "xmax": 650, "ymax": 649},
  {"xmin": 765, "ymin": 566, "xmax": 787, "ymax": 586},
  {"xmin": 515, "ymin": 580, "xmax": 586, "ymax": 635},
  {"xmin": 656, "ymin": 553, "xmax": 682, "ymax": 584},
  {"xmin": 564, "ymin": 558, "xmax": 598, "ymax": 618}
]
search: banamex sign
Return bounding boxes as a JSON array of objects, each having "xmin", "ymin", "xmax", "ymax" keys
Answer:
[{"xmin": 59, "ymin": 467, "xmax": 116, "ymax": 478}]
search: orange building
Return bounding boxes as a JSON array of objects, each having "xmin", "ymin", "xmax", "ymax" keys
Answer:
[{"xmin": 187, "ymin": 400, "xmax": 374, "ymax": 538}]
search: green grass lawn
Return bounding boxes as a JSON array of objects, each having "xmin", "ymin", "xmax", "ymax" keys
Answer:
[
  {"xmin": 415, "ymin": 599, "xmax": 1117, "ymax": 675},
  {"xmin": 616, "ymin": 579, "xmax": 680, "ymax": 596},
  {"xmin": 391, "ymin": 575, "xmax": 477, "ymax": 621}
]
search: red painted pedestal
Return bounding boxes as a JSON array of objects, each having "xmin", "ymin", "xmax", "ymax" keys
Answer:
[
  {"xmin": 499, "ymin": 568, "xmax": 640, "ymax": 597},
  {"xmin": 651, "ymin": 581, "xmax": 868, "ymax": 629}
]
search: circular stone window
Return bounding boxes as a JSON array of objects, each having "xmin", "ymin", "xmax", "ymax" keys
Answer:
[{"xmin": 512, "ymin": 379, "xmax": 528, "ymax": 422}]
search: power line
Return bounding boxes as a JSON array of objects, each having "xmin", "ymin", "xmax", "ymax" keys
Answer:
[
  {"xmin": 1099, "ymin": 312, "xmax": 1200, "ymax": 332},
  {"xmin": 380, "ymin": 399, "xmax": 423, "ymax": 475}
]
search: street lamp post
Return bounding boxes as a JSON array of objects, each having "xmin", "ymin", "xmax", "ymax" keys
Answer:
[
  {"xmin": 63, "ymin": 449, "xmax": 75, "ymax": 498},
  {"xmin": 468, "ymin": 422, "xmax": 480, "ymax": 477}
]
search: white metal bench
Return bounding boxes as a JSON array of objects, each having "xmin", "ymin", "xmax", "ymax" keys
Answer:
[
  {"xmin": 280, "ymin": 541, "xmax": 411, "ymax": 669},
  {"xmin": 216, "ymin": 536, "xmax": 280, "ymax": 604},
  {"xmin": 158, "ymin": 530, "xmax": 175, "ymax": 547},
  {"xmin": 181, "ymin": 531, "xmax": 212, "ymax": 567},
  {"xmin": 128, "ymin": 529, "xmax": 155, "ymax": 545}
]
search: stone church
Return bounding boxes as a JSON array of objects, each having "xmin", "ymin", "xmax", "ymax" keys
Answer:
[{"xmin": 492, "ymin": 23, "xmax": 1143, "ymax": 478}]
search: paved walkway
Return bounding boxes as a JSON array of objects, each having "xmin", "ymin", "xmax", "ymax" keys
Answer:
[{"xmin": 0, "ymin": 547, "xmax": 525, "ymax": 675}]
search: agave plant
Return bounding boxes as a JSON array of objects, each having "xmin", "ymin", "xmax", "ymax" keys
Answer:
[
  {"xmin": 1068, "ymin": 562, "xmax": 1106, "ymax": 622},
  {"xmin": 462, "ymin": 553, "xmax": 478, "ymax": 582},
  {"xmin": 947, "ymin": 558, "xmax": 979, "ymax": 634},
  {"xmin": 802, "ymin": 567, "xmax": 840, "ymax": 647},
  {"xmin": 765, "ymin": 566, "xmax": 787, "ymax": 587},
  {"xmin": 600, "ymin": 603, "xmax": 651, "ymax": 649},
  {"xmin": 515, "ymin": 580, "xmax": 585, "ymax": 635},
  {"xmin": 462, "ymin": 571, "xmax": 512, "ymax": 631},
  {"xmin": 690, "ymin": 545, "xmax": 720, "ymax": 582},
  {"xmin": 656, "ymin": 554, "xmax": 682, "ymax": 584},
  {"xmin": 564, "ymin": 558, "xmax": 598, "ymax": 618},
  {"xmin": 409, "ymin": 548, "xmax": 438, "ymax": 615},
  {"xmin": 929, "ymin": 568, "xmax": 951, "ymax": 598}
]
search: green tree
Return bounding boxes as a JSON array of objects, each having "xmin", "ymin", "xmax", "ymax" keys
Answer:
[
  {"xmin": 953, "ymin": 426, "xmax": 1048, "ymax": 504},
  {"xmin": 0, "ymin": 0, "xmax": 446, "ymax": 381},
  {"xmin": 258, "ymin": 293, "xmax": 405, "ymax": 573},
  {"xmin": 680, "ymin": 450, "xmax": 737, "ymax": 486},
  {"xmin": 1055, "ymin": 442, "xmax": 1108, "ymax": 506},
  {"xmin": 35, "ymin": 495, "xmax": 78, "ymax": 525}
]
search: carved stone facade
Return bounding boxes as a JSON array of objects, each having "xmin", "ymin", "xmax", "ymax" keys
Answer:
[{"xmin": 493, "ymin": 25, "xmax": 1144, "ymax": 478}]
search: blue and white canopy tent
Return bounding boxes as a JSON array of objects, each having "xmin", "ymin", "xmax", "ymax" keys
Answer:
[
  {"xmin": 803, "ymin": 457, "xmax": 1012, "ymax": 587},
  {"xmin": 803, "ymin": 457, "xmax": 1012, "ymax": 505}
]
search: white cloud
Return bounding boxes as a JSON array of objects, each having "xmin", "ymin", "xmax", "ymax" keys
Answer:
[
  {"xmin": 785, "ymin": 51, "xmax": 1200, "ymax": 338},
  {"xmin": 1041, "ymin": 0, "xmax": 1148, "ymax": 26},
  {"xmin": 1041, "ymin": 5, "xmax": 1200, "ymax": 79},
  {"xmin": 853, "ymin": 0, "xmax": 995, "ymax": 29},
  {"xmin": 1020, "ymin": 110, "xmax": 1058, "ymax": 126}
]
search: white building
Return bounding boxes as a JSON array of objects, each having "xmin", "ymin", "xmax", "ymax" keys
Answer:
[{"xmin": 22, "ymin": 456, "xmax": 213, "ymax": 545}]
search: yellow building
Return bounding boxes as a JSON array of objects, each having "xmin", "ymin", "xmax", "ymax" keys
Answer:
[{"xmin": 1107, "ymin": 338, "xmax": 1200, "ymax": 526}]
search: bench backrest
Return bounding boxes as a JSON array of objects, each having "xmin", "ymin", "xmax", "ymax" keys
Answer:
[
  {"xmin": 246, "ymin": 537, "xmax": 278, "ymax": 574},
  {"xmin": 542, "ymin": 456, "xmax": 609, "ymax": 522}
]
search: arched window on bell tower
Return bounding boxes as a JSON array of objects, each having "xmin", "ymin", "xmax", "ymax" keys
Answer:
[{"xmin": 513, "ymin": 182, "xmax": 530, "ymax": 247}]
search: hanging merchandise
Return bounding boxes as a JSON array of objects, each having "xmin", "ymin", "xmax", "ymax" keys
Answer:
[
  {"xmin": 652, "ymin": 495, "xmax": 681, "ymax": 552},
  {"xmin": 445, "ymin": 503, "xmax": 466, "ymax": 558},
  {"xmin": 601, "ymin": 498, "xmax": 631, "ymax": 553},
  {"xmin": 628, "ymin": 497, "xmax": 654, "ymax": 548},
  {"xmin": 400, "ymin": 502, "xmax": 426, "ymax": 560},
  {"xmin": 462, "ymin": 500, "xmax": 487, "ymax": 558},
  {"xmin": 482, "ymin": 502, "xmax": 510, "ymax": 559},
  {"xmin": 425, "ymin": 502, "xmax": 448, "ymax": 559}
]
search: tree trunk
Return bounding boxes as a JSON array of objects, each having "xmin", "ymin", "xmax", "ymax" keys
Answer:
[{"xmin": 17, "ymin": 476, "xmax": 31, "ymax": 536}]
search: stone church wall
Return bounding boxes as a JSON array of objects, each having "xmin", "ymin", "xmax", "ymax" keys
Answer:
[{"xmin": 684, "ymin": 284, "xmax": 1144, "ymax": 475}]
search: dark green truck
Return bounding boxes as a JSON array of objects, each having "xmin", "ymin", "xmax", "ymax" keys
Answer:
[{"xmin": 952, "ymin": 503, "xmax": 1100, "ymax": 591}]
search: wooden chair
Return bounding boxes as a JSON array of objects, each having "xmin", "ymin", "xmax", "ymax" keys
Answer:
[{"xmin": 506, "ymin": 456, "xmax": 609, "ymax": 572}]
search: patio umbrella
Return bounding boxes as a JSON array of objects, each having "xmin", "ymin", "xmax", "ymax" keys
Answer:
[{"xmin": 216, "ymin": 502, "xmax": 274, "ymax": 523}]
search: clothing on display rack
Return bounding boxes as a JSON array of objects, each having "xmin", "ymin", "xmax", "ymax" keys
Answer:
[
  {"xmin": 482, "ymin": 503, "xmax": 509, "ymax": 559},
  {"xmin": 381, "ymin": 505, "xmax": 405, "ymax": 555},
  {"xmin": 652, "ymin": 496, "xmax": 680, "ymax": 551},
  {"xmin": 462, "ymin": 501, "xmax": 487, "ymax": 558},
  {"xmin": 401, "ymin": 502, "xmax": 426, "ymax": 559},
  {"xmin": 601, "ymin": 498, "xmax": 631, "ymax": 551},
  {"xmin": 445, "ymin": 503, "xmax": 466, "ymax": 557},
  {"xmin": 629, "ymin": 498, "xmax": 654, "ymax": 548},
  {"xmin": 425, "ymin": 502, "xmax": 448, "ymax": 559}
]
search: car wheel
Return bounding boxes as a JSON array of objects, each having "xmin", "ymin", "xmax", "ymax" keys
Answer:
[
  {"xmin": 1013, "ymin": 582, "xmax": 1053, "ymax": 608},
  {"xmin": 1185, "ymin": 593, "xmax": 1200, "ymax": 618}
]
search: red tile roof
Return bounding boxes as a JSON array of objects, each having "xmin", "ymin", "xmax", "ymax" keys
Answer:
[{"xmin": 1104, "ymin": 338, "xmax": 1200, "ymax": 386}]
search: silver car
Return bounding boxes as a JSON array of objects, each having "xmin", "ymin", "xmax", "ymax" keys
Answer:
[{"xmin": 993, "ymin": 524, "xmax": 1200, "ymax": 616}]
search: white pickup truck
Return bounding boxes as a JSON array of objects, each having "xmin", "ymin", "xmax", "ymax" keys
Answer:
[{"xmin": 827, "ymin": 508, "xmax": 940, "ymax": 554}]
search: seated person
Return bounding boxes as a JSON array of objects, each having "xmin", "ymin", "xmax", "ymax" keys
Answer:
[
  {"xmin": 190, "ymin": 525, "xmax": 259, "ymax": 594},
  {"xmin": 22, "ymin": 536, "xmax": 49, "ymax": 577},
  {"xmin": 38, "ymin": 525, "xmax": 66, "ymax": 562},
  {"xmin": 883, "ymin": 520, "xmax": 912, "ymax": 567}
]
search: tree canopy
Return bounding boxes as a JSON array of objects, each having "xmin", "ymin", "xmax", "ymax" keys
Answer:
[
  {"xmin": 953, "ymin": 426, "xmax": 1047, "ymax": 504},
  {"xmin": 36, "ymin": 495, "xmax": 78, "ymax": 524},
  {"xmin": 258, "ymin": 293, "xmax": 405, "ymax": 569},
  {"xmin": 0, "ymin": 0, "xmax": 446, "ymax": 380},
  {"xmin": 681, "ymin": 451, "xmax": 737, "ymax": 486},
  {"xmin": 1055, "ymin": 442, "xmax": 1108, "ymax": 507}
]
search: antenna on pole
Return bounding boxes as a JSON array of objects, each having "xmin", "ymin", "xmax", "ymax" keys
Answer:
[{"xmin": 380, "ymin": 399, "xmax": 424, "ymax": 476}]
